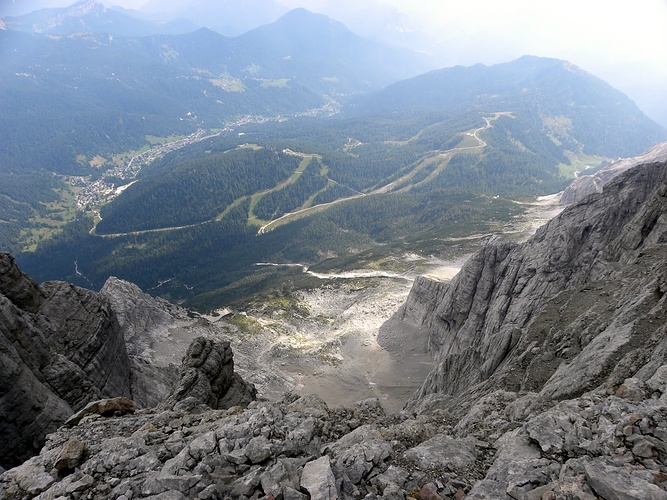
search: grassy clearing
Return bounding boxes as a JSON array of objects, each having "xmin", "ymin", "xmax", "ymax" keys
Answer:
[
  {"xmin": 19, "ymin": 186, "xmax": 80, "ymax": 252},
  {"xmin": 145, "ymin": 134, "xmax": 186, "ymax": 145},
  {"xmin": 248, "ymin": 155, "xmax": 313, "ymax": 225},
  {"xmin": 456, "ymin": 133, "xmax": 482, "ymax": 148},
  {"xmin": 215, "ymin": 196, "xmax": 248, "ymax": 221},
  {"xmin": 558, "ymin": 151, "xmax": 609, "ymax": 178},
  {"xmin": 236, "ymin": 143, "xmax": 263, "ymax": 151},
  {"xmin": 260, "ymin": 78, "xmax": 290, "ymax": 88},
  {"xmin": 209, "ymin": 78, "xmax": 245, "ymax": 92},
  {"xmin": 383, "ymin": 129, "xmax": 424, "ymax": 146},
  {"xmin": 229, "ymin": 314, "xmax": 264, "ymax": 335}
]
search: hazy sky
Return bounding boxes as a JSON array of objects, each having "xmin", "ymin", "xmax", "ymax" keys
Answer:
[{"xmin": 3, "ymin": 0, "xmax": 667, "ymax": 123}]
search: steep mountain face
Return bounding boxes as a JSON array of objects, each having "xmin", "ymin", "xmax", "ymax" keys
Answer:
[
  {"xmin": 0, "ymin": 253, "xmax": 132, "ymax": 468},
  {"xmin": 0, "ymin": 255, "xmax": 187, "ymax": 468},
  {"xmin": 397, "ymin": 159, "xmax": 667, "ymax": 415}
]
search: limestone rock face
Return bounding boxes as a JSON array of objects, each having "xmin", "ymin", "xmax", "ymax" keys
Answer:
[
  {"xmin": 100, "ymin": 276, "xmax": 181, "ymax": 408},
  {"xmin": 0, "ymin": 253, "xmax": 131, "ymax": 468},
  {"xmin": 100, "ymin": 276, "xmax": 177, "ymax": 361},
  {"xmin": 165, "ymin": 337, "xmax": 257, "ymax": 410},
  {"xmin": 401, "ymin": 160, "xmax": 667, "ymax": 413}
]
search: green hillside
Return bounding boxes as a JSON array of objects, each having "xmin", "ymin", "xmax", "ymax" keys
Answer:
[{"xmin": 6, "ymin": 50, "xmax": 667, "ymax": 308}]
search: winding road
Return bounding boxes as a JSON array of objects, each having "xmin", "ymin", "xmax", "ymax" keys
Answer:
[
  {"xmin": 258, "ymin": 114, "xmax": 498, "ymax": 234},
  {"xmin": 94, "ymin": 114, "xmax": 501, "ymax": 239}
]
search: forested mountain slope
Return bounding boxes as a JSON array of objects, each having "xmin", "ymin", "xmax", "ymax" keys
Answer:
[
  {"xmin": 353, "ymin": 55, "xmax": 665, "ymax": 158},
  {"xmin": 0, "ymin": 8, "xmax": 429, "ymax": 176},
  {"xmin": 13, "ymin": 56, "xmax": 667, "ymax": 307}
]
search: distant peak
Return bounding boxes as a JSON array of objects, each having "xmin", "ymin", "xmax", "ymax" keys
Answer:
[
  {"xmin": 278, "ymin": 7, "xmax": 333, "ymax": 24},
  {"xmin": 283, "ymin": 7, "xmax": 316, "ymax": 16},
  {"xmin": 67, "ymin": 0, "xmax": 105, "ymax": 14}
]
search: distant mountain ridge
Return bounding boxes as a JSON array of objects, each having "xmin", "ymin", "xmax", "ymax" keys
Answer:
[
  {"xmin": 2, "ymin": 5, "xmax": 666, "ymax": 306},
  {"xmin": 235, "ymin": 8, "xmax": 432, "ymax": 94},
  {"xmin": 2, "ymin": 0, "xmax": 196, "ymax": 36},
  {"xmin": 353, "ymin": 55, "xmax": 666, "ymax": 158},
  {"xmin": 140, "ymin": 0, "xmax": 288, "ymax": 36},
  {"xmin": 0, "ymin": 7, "xmax": 432, "ymax": 176}
]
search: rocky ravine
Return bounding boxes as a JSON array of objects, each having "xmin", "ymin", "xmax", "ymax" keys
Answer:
[{"xmin": 1, "ymin": 157, "xmax": 667, "ymax": 499}]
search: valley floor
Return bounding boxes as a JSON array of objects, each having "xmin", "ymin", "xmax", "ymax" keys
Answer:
[{"xmin": 143, "ymin": 192, "xmax": 564, "ymax": 413}]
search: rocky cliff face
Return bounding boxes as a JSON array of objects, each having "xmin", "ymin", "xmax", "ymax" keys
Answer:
[
  {"xmin": 560, "ymin": 141, "xmax": 667, "ymax": 205},
  {"xmin": 0, "ymin": 253, "xmax": 133, "ymax": 468},
  {"xmin": 0, "ymin": 256, "xmax": 197, "ymax": 468},
  {"xmin": 100, "ymin": 276, "xmax": 182, "ymax": 409},
  {"xmin": 399, "ymin": 160, "xmax": 667, "ymax": 413}
]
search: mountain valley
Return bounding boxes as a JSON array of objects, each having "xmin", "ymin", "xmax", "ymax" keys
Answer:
[
  {"xmin": 2, "ymin": 3, "xmax": 667, "ymax": 498},
  {"xmin": 2, "ymin": 143, "xmax": 667, "ymax": 499},
  {"xmin": 8, "ymin": 51, "xmax": 664, "ymax": 308}
]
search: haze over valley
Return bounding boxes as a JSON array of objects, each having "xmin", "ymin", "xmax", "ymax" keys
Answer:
[
  {"xmin": 1, "ymin": 0, "xmax": 666, "ymax": 394},
  {"xmin": 2, "ymin": 3, "xmax": 667, "ymax": 498}
]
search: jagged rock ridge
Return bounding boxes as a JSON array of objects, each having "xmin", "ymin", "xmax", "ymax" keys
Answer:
[
  {"xmin": 399, "ymin": 159, "xmax": 667, "ymax": 414},
  {"xmin": 0, "ymin": 256, "xmax": 245, "ymax": 469}
]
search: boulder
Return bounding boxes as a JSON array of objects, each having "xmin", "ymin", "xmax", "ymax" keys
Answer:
[
  {"xmin": 301, "ymin": 456, "xmax": 339, "ymax": 500},
  {"xmin": 165, "ymin": 337, "xmax": 256, "ymax": 410}
]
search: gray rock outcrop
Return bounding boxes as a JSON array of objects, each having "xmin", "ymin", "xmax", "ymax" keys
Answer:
[
  {"xmin": 400, "ymin": 159, "xmax": 667, "ymax": 414},
  {"xmin": 165, "ymin": 336, "xmax": 257, "ymax": 411},
  {"xmin": 100, "ymin": 276, "xmax": 181, "ymax": 408},
  {"xmin": 5, "ymin": 381, "xmax": 667, "ymax": 499},
  {"xmin": 100, "ymin": 276, "xmax": 179, "ymax": 362},
  {"xmin": 560, "ymin": 141, "xmax": 667, "ymax": 204},
  {"xmin": 0, "ymin": 252, "xmax": 132, "ymax": 468}
]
